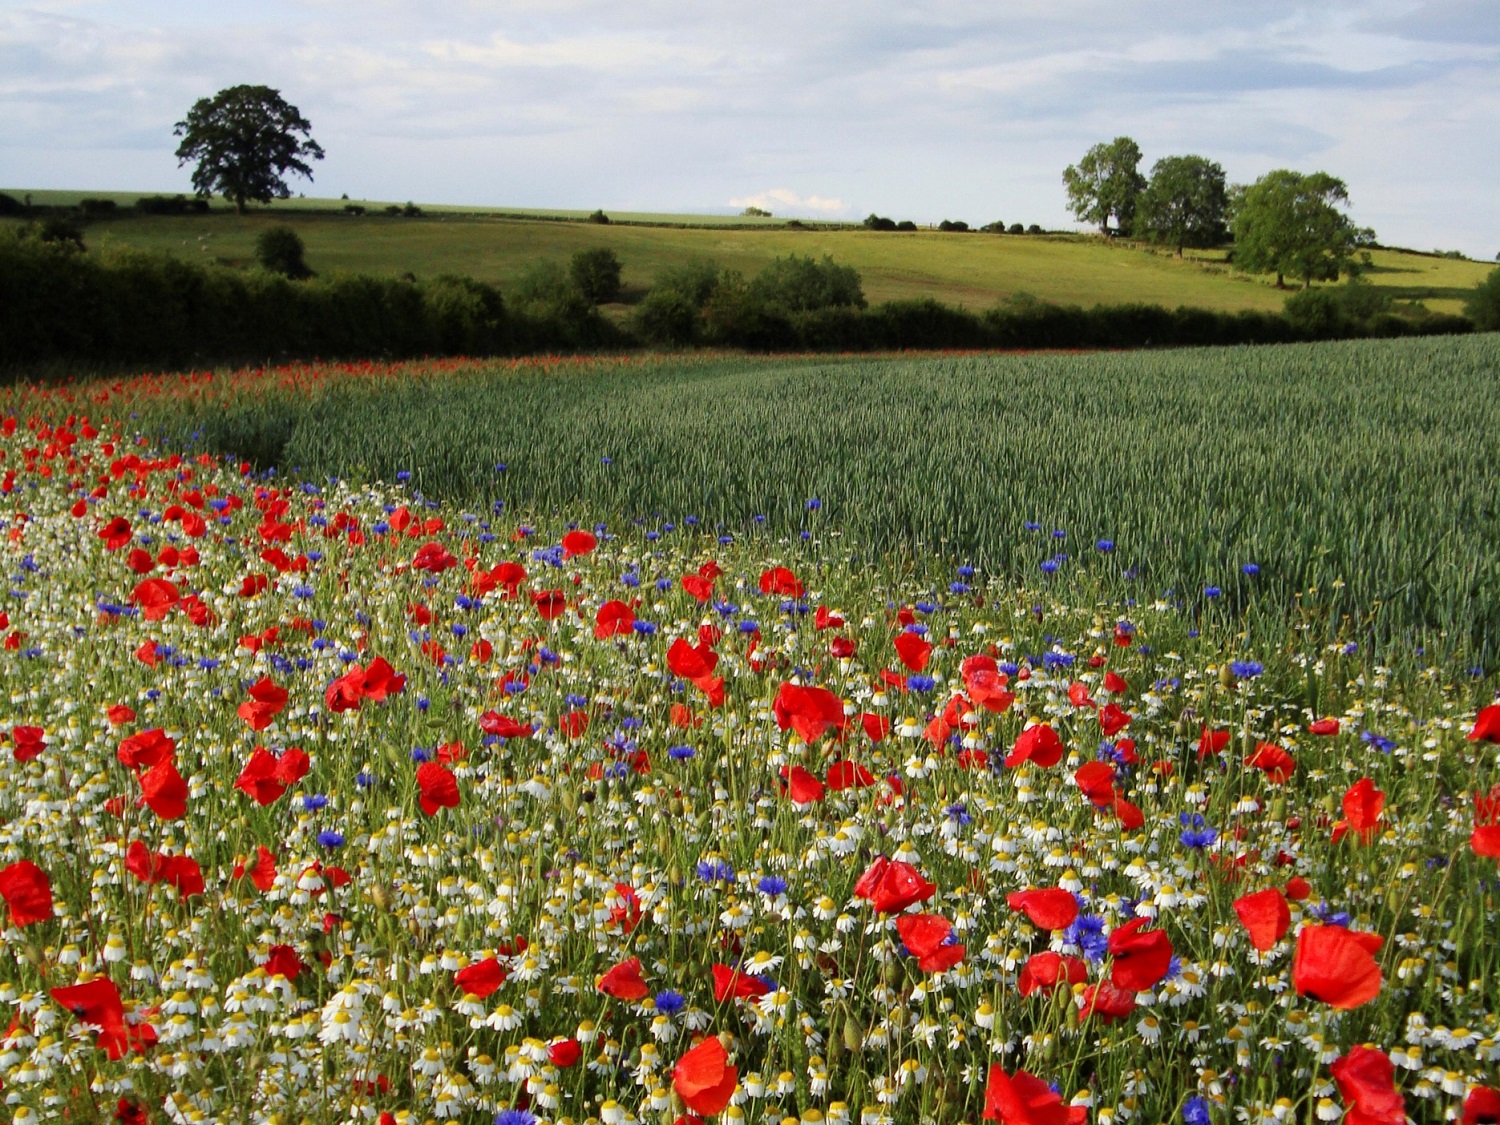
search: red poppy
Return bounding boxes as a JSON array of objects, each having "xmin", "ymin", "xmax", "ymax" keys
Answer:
[
  {"xmin": 1006, "ymin": 888, "xmax": 1079, "ymax": 931},
  {"xmin": 1309, "ymin": 717, "xmax": 1341, "ymax": 735},
  {"xmin": 1470, "ymin": 703, "xmax": 1500, "ymax": 743},
  {"xmin": 479, "ymin": 712, "xmax": 533, "ymax": 739},
  {"xmin": 1293, "ymin": 924, "xmax": 1384, "ymax": 1009},
  {"xmin": 137, "ymin": 757, "xmax": 187, "ymax": 820},
  {"xmin": 1284, "ymin": 876, "xmax": 1312, "ymax": 900},
  {"xmin": 1017, "ymin": 952, "xmax": 1087, "ymax": 997},
  {"xmin": 852, "ymin": 855, "xmax": 935, "ymax": 915},
  {"xmin": 98, "ymin": 516, "xmax": 132, "ymax": 550},
  {"xmin": 1067, "ymin": 681, "xmax": 1097, "ymax": 710},
  {"xmin": 531, "ymin": 589, "xmax": 568, "ymax": 620},
  {"xmin": 594, "ymin": 600, "xmax": 635, "ymax": 638},
  {"xmin": 772, "ymin": 682, "xmax": 848, "ymax": 743},
  {"xmin": 1474, "ymin": 826, "xmax": 1500, "ymax": 857},
  {"xmin": 860, "ymin": 713, "xmax": 891, "ymax": 742},
  {"xmin": 1103, "ymin": 671, "xmax": 1128, "ymax": 694},
  {"xmin": 561, "ymin": 529, "xmax": 597, "ymax": 558},
  {"xmin": 1098, "ymin": 702, "xmax": 1131, "ymax": 737},
  {"xmin": 1005, "ymin": 724, "xmax": 1064, "ymax": 769},
  {"xmin": 982, "ymin": 1065, "xmax": 1088, "ymax": 1125},
  {"xmin": 130, "ymin": 577, "xmax": 180, "ymax": 621},
  {"xmin": 894, "ymin": 631, "xmax": 932, "ymax": 672},
  {"xmin": 359, "ymin": 657, "xmax": 405, "ymax": 700},
  {"xmin": 1232, "ymin": 887, "xmax": 1291, "ymax": 951},
  {"xmin": 1108, "ymin": 918, "xmax": 1173, "ymax": 992},
  {"xmin": 0, "ymin": 859, "xmax": 53, "ymax": 927},
  {"xmin": 548, "ymin": 1037, "xmax": 583, "ymax": 1068},
  {"xmin": 1337, "ymin": 777, "xmax": 1384, "ymax": 843},
  {"xmin": 1330, "ymin": 1045, "xmax": 1405, "ymax": 1125},
  {"xmin": 1080, "ymin": 980, "xmax": 1137, "ymax": 1023},
  {"xmin": 1464, "ymin": 1086, "xmax": 1500, "ymax": 1125},
  {"xmin": 114, "ymin": 1097, "xmax": 149, "ymax": 1125},
  {"xmin": 673, "ymin": 1035, "xmax": 738, "ymax": 1117},
  {"xmin": 668, "ymin": 638, "xmax": 719, "ymax": 681},
  {"xmin": 681, "ymin": 573, "xmax": 715, "ymax": 602},
  {"xmin": 11, "ymin": 725, "xmax": 45, "ymax": 763},
  {"xmin": 895, "ymin": 913, "xmax": 965, "ymax": 973},
  {"xmin": 1073, "ymin": 761, "xmax": 1116, "ymax": 807},
  {"xmin": 1197, "ymin": 726, "xmax": 1231, "ymax": 760},
  {"xmin": 264, "ymin": 944, "xmax": 303, "ymax": 981},
  {"xmin": 966, "ymin": 669, "xmax": 1015, "ymax": 713},
  {"xmin": 237, "ymin": 676, "xmax": 289, "ymax": 731},
  {"xmin": 411, "ymin": 541, "xmax": 458, "ymax": 572},
  {"xmin": 1112, "ymin": 796, "xmax": 1145, "ymax": 830},
  {"xmin": 249, "ymin": 846, "xmax": 278, "ymax": 892},
  {"xmin": 455, "ymin": 957, "xmax": 508, "ymax": 999},
  {"xmin": 51, "ymin": 977, "xmax": 135, "ymax": 1059},
  {"xmin": 416, "ymin": 761, "xmax": 460, "ymax": 815},
  {"xmin": 785, "ymin": 765, "xmax": 826, "ymax": 805},
  {"xmin": 759, "ymin": 567, "xmax": 804, "ymax": 596},
  {"xmin": 234, "ymin": 747, "xmax": 307, "ymax": 806},
  {"xmin": 106, "ymin": 704, "xmax": 136, "ymax": 726},
  {"xmin": 1246, "ymin": 742, "xmax": 1295, "ymax": 784},
  {"xmin": 597, "ymin": 956, "xmax": 650, "ymax": 1000},
  {"xmin": 826, "ymin": 760, "xmax": 876, "ymax": 790},
  {"xmin": 712, "ymin": 963, "xmax": 772, "ymax": 1002},
  {"xmin": 134, "ymin": 639, "xmax": 159, "ymax": 667}
]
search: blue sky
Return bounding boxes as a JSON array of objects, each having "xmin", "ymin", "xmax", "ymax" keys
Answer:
[{"xmin": 2, "ymin": 0, "xmax": 1496, "ymax": 256}]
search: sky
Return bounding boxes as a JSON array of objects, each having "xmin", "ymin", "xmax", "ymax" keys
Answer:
[{"xmin": 2, "ymin": 0, "xmax": 1496, "ymax": 257}]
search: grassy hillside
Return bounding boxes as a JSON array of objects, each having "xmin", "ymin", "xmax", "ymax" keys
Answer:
[
  {"xmin": 116, "ymin": 334, "xmax": 1500, "ymax": 655},
  {"xmin": 6, "ymin": 189, "xmax": 1491, "ymax": 315}
]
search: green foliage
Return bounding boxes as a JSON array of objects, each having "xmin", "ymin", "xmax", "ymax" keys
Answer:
[
  {"xmin": 632, "ymin": 259, "xmax": 723, "ymax": 345},
  {"xmin": 126, "ymin": 336, "xmax": 1500, "ymax": 648},
  {"xmin": 937, "ymin": 219, "xmax": 969, "ymax": 232},
  {"xmin": 1008, "ymin": 223, "xmax": 1025, "ymax": 234},
  {"xmin": 586, "ymin": 209, "xmax": 611, "ymax": 225},
  {"xmin": 76, "ymin": 198, "xmax": 118, "ymax": 218},
  {"xmin": 1135, "ymin": 155, "xmax": 1229, "ymax": 254},
  {"xmin": 1466, "ymin": 266, "xmax": 1500, "ymax": 331},
  {"xmin": 895, "ymin": 220, "xmax": 918, "ymax": 232},
  {"xmin": 255, "ymin": 225, "xmax": 312, "ymax": 279},
  {"xmin": 568, "ymin": 247, "xmax": 624, "ymax": 305},
  {"xmin": 745, "ymin": 254, "xmax": 866, "ymax": 312},
  {"xmin": 1063, "ymin": 136, "xmax": 1146, "ymax": 234},
  {"xmin": 862, "ymin": 214, "xmax": 897, "ymax": 231},
  {"xmin": 134, "ymin": 194, "xmax": 208, "ymax": 216},
  {"xmin": 173, "ymin": 85, "xmax": 325, "ymax": 214},
  {"xmin": 1231, "ymin": 169, "xmax": 1373, "ymax": 289},
  {"xmin": 0, "ymin": 192, "xmax": 23, "ymax": 216},
  {"xmin": 740, "ymin": 206, "xmax": 771, "ymax": 218}
]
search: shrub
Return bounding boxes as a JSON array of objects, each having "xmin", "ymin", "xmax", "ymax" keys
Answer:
[
  {"xmin": 1027, "ymin": 224, "xmax": 1044, "ymax": 234},
  {"xmin": 569, "ymin": 247, "xmax": 623, "ymax": 305},
  {"xmin": 384, "ymin": 205, "xmax": 402, "ymax": 216},
  {"xmin": 1284, "ymin": 280, "xmax": 1392, "ymax": 337},
  {"xmin": 1008, "ymin": 223, "xmax": 1025, "ymax": 234},
  {"xmin": 867, "ymin": 299, "xmax": 987, "ymax": 349},
  {"xmin": 1466, "ymin": 267, "xmax": 1500, "ymax": 332},
  {"xmin": 980, "ymin": 221, "xmax": 1006, "ymax": 233},
  {"xmin": 896, "ymin": 220, "xmax": 917, "ymax": 232},
  {"xmin": 401, "ymin": 202, "xmax": 422, "ymax": 218},
  {"xmin": 740, "ymin": 206, "xmax": 771, "ymax": 218},
  {"xmin": 256, "ymin": 226, "xmax": 313, "ymax": 280},
  {"xmin": 342, "ymin": 204, "xmax": 366, "ymax": 216},
  {"xmin": 633, "ymin": 259, "xmax": 723, "ymax": 345},
  {"xmin": 746, "ymin": 255, "xmax": 865, "ymax": 312},
  {"xmin": 862, "ymin": 214, "xmax": 897, "ymax": 232},
  {"xmin": 938, "ymin": 219, "xmax": 969, "ymax": 232},
  {"xmin": 421, "ymin": 275, "xmax": 508, "ymax": 354},
  {"xmin": 0, "ymin": 192, "xmax": 23, "ymax": 216},
  {"xmin": 134, "ymin": 194, "xmax": 206, "ymax": 215},
  {"xmin": 586, "ymin": 209, "xmax": 611, "ymax": 225},
  {"xmin": 77, "ymin": 198, "xmax": 118, "ymax": 218}
]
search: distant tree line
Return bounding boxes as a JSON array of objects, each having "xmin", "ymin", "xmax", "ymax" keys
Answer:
[
  {"xmin": 3, "ymin": 222, "xmax": 1485, "ymax": 376},
  {"xmin": 1062, "ymin": 136, "xmax": 1378, "ymax": 289}
]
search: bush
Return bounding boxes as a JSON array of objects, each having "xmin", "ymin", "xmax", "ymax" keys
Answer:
[
  {"xmin": 746, "ymin": 255, "xmax": 865, "ymax": 312},
  {"xmin": 0, "ymin": 192, "xmax": 23, "ymax": 216},
  {"xmin": 1027, "ymin": 224, "xmax": 1044, "ymax": 234},
  {"xmin": 896, "ymin": 220, "xmax": 918, "ymax": 232},
  {"xmin": 343, "ymin": 204, "xmax": 366, "ymax": 216},
  {"xmin": 30, "ymin": 216, "xmax": 87, "ymax": 251},
  {"xmin": 569, "ymin": 247, "xmax": 623, "ymax": 305},
  {"xmin": 77, "ymin": 198, "xmax": 118, "ymax": 218},
  {"xmin": 1008, "ymin": 223, "xmax": 1025, "ymax": 234},
  {"xmin": 938, "ymin": 219, "xmax": 969, "ymax": 232},
  {"xmin": 134, "ymin": 194, "xmax": 207, "ymax": 215},
  {"xmin": 862, "ymin": 214, "xmax": 897, "ymax": 232},
  {"xmin": 402, "ymin": 202, "xmax": 422, "ymax": 218},
  {"xmin": 586, "ymin": 210, "xmax": 611, "ymax": 225},
  {"xmin": 256, "ymin": 226, "xmax": 313, "ymax": 279},
  {"xmin": 740, "ymin": 206, "xmax": 771, "ymax": 218},
  {"xmin": 633, "ymin": 259, "xmax": 723, "ymax": 346},
  {"xmin": 1466, "ymin": 267, "xmax": 1500, "ymax": 332},
  {"xmin": 980, "ymin": 221, "xmax": 1006, "ymax": 233},
  {"xmin": 1284, "ymin": 280, "xmax": 1392, "ymax": 337},
  {"xmin": 421, "ymin": 275, "xmax": 508, "ymax": 354}
]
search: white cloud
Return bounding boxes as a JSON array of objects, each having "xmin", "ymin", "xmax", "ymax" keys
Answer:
[{"xmin": 728, "ymin": 188, "xmax": 849, "ymax": 216}]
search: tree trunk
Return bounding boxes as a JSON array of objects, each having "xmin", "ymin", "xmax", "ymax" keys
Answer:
[
  {"xmin": 235, "ymin": 196, "xmax": 246, "ymax": 215},
  {"xmin": 1275, "ymin": 272, "xmax": 1285, "ymax": 289}
]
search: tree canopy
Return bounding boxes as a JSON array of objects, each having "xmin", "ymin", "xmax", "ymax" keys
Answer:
[
  {"xmin": 1231, "ymin": 170, "xmax": 1372, "ymax": 288},
  {"xmin": 1135, "ymin": 155, "xmax": 1229, "ymax": 255},
  {"xmin": 1063, "ymin": 137, "xmax": 1146, "ymax": 235},
  {"xmin": 174, "ymin": 86, "xmax": 324, "ymax": 214}
]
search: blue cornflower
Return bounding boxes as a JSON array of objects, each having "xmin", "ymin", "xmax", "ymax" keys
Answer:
[
  {"xmin": 1039, "ymin": 559, "xmax": 1060, "ymax": 575},
  {"xmin": 1096, "ymin": 539, "xmax": 1114, "ymax": 552},
  {"xmin": 950, "ymin": 582, "xmax": 970, "ymax": 594},
  {"xmin": 696, "ymin": 858, "xmax": 735, "ymax": 883},
  {"xmin": 1023, "ymin": 521, "xmax": 1042, "ymax": 531},
  {"xmin": 1361, "ymin": 730, "xmax": 1396, "ymax": 753},
  {"xmin": 621, "ymin": 572, "xmax": 640, "ymax": 588},
  {"xmin": 632, "ymin": 620, "xmax": 657, "ymax": 635},
  {"xmin": 494, "ymin": 1111, "xmax": 537, "ymax": 1125},
  {"xmin": 655, "ymin": 578, "xmax": 673, "ymax": 592},
  {"xmin": 957, "ymin": 565, "xmax": 975, "ymax": 578},
  {"xmin": 907, "ymin": 674, "xmax": 936, "ymax": 693},
  {"xmin": 317, "ymin": 831, "xmax": 344, "ymax": 849},
  {"xmin": 1342, "ymin": 641, "xmax": 1359, "ymax": 656},
  {"xmin": 1042, "ymin": 651, "xmax": 1075, "ymax": 669},
  {"xmin": 944, "ymin": 802, "xmax": 972, "ymax": 826},
  {"xmin": 1178, "ymin": 813, "xmax": 1218, "ymax": 849},
  {"xmin": 355, "ymin": 772, "xmax": 376, "ymax": 788},
  {"xmin": 1052, "ymin": 529, "xmax": 1066, "ymax": 539},
  {"xmin": 1228, "ymin": 660, "xmax": 1264, "ymax": 679},
  {"xmin": 1241, "ymin": 563, "xmax": 1260, "ymax": 576},
  {"xmin": 302, "ymin": 794, "xmax": 329, "ymax": 812},
  {"xmin": 1182, "ymin": 1095, "xmax": 1212, "ymax": 1125},
  {"xmin": 1204, "ymin": 586, "xmax": 1222, "ymax": 598},
  {"xmin": 668, "ymin": 745, "xmax": 696, "ymax": 760},
  {"xmin": 1065, "ymin": 913, "xmax": 1109, "ymax": 962},
  {"xmin": 653, "ymin": 990, "xmax": 686, "ymax": 1014},
  {"xmin": 805, "ymin": 498, "xmax": 821, "ymax": 510},
  {"xmin": 757, "ymin": 876, "xmax": 788, "ymax": 896}
]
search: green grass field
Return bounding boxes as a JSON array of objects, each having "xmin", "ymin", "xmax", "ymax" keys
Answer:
[
  {"xmin": 6, "ymin": 189, "xmax": 1491, "ymax": 316},
  {"xmin": 116, "ymin": 333, "xmax": 1500, "ymax": 658}
]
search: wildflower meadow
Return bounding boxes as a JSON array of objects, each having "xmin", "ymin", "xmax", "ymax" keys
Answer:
[{"xmin": 0, "ymin": 361, "xmax": 1497, "ymax": 1125}]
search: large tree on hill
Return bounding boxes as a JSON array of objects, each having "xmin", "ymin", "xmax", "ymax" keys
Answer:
[
  {"xmin": 1231, "ymin": 169, "xmax": 1372, "ymax": 289},
  {"xmin": 1135, "ymin": 155, "xmax": 1229, "ymax": 255},
  {"xmin": 1063, "ymin": 137, "xmax": 1147, "ymax": 235},
  {"xmin": 174, "ymin": 86, "xmax": 325, "ymax": 214}
]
